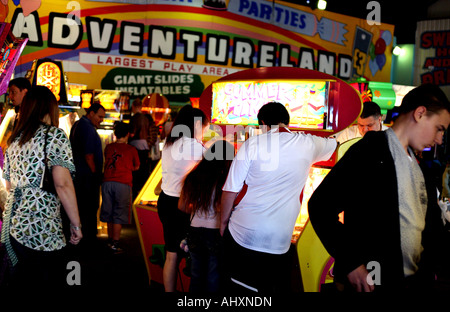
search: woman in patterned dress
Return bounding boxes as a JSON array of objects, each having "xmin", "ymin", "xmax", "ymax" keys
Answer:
[{"xmin": 0, "ymin": 85, "xmax": 82, "ymax": 286}]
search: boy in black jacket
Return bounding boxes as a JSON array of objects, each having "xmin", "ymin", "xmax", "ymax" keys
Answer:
[{"xmin": 309, "ymin": 84, "xmax": 450, "ymax": 292}]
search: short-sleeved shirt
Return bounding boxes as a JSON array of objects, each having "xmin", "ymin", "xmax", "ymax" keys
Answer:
[
  {"xmin": 2, "ymin": 125, "xmax": 76, "ymax": 251},
  {"xmin": 69, "ymin": 115, "xmax": 103, "ymax": 177},
  {"xmin": 223, "ymin": 128, "xmax": 337, "ymax": 254},
  {"xmin": 333, "ymin": 124, "xmax": 389, "ymax": 144},
  {"xmin": 103, "ymin": 142, "xmax": 140, "ymax": 186},
  {"xmin": 161, "ymin": 137, "xmax": 205, "ymax": 197}
]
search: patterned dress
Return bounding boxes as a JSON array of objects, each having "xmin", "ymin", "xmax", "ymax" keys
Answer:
[{"xmin": 0, "ymin": 124, "xmax": 75, "ymax": 266}]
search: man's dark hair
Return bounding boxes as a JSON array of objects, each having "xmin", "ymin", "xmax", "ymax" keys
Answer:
[
  {"xmin": 399, "ymin": 83, "xmax": 450, "ymax": 116},
  {"xmin": 257, "ymin": 101, "xmax": 290, "ymax": 127},
  {"xmin": 86, "ymin": 103, "xmax": 105, "ymax": 114},
  {"xmin": 360, "ymin": 101, "xmax": 382, "ymax": 119},
  {"xmin": 9, "ymin": 77, "xmax": 31, "ymax": 91},
  {"xmin": 114, "ymin": 121, "xmax": 129, "ymax": 139}
]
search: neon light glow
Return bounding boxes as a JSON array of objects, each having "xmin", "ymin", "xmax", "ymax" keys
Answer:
[
  {"xmin": 36, "ymin": 62, "xmax": 61, "ymax": 101},
  {"xmin": 211, "ymin": 80, "xmax": 330, "ymax": 129}
]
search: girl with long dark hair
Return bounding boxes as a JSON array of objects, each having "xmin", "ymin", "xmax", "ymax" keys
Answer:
[
  {"xmin": 157, "ymin": 104, "xmax": 209, "ymax": 292},
  {"xmin": 178, "ymin": 139, "xmax": 234, "ymax": 292}
]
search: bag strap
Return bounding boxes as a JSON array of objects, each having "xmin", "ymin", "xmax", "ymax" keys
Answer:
[{"xmin": 43, "ymin": 125, "xmax": 51, "ymax": 166}]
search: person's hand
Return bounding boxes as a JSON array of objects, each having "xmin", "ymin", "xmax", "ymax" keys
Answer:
[
  {"xmin": 69, "ymin": 225, "xmax": 83, "ymax": 245},
  {"xmin": 347, "ymin": 264, "xmax": 375, "ymax": 292}
]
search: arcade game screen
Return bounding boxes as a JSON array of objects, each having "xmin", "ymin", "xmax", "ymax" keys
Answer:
[{"xmin": 211, "ymin": 79, "xmax": 330, "ymax": 129}]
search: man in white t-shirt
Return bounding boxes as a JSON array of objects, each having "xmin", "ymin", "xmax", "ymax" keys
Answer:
[
  {"xmin": 332, "ymin": 101, "xmax": 387, "ymax": 143},
  {"xmin": 220, "ymin": 102, "xmax": 337, "ymax": 292}
]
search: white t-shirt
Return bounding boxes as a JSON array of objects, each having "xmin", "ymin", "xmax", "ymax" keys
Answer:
[
  {"xmin": 161, "ymin": 137, "xmax": 206, "ymax": 197},
  {"xmin": 333, "ymin": 125, "xmax": 362, "ymax": 143},
  {"xmin": 333, "ymin": 124, "xmax": 389, "ymax": 144},
  {"xmin": 223, "ymin": 128, "xmax": 337, "ymax": 254}
]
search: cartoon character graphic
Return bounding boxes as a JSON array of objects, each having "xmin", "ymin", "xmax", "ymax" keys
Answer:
[{"xmin": 1, "ymin": 0, "xmax": 41, "ymax": 22}]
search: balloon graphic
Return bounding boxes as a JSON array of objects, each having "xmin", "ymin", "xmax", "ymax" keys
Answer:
[
  {"xmin": 369, "ymin": 59, "xmax": 379, "ymax": 76},
  {"xmin": 376, "ymin": 53, "xmax": 386, "ymax": 69},
  {"xmin": 380, "ymin": 30, "xmax": 392, "ymax": 46},
  {"xmin": 375, "ymin": 38, "xmax": 386, "ymax": 55}
]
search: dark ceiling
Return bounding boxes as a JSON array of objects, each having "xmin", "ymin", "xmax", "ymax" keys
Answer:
[{"xmin": 282, "ymin": 0, "xmax": 440, "ymax": 44}]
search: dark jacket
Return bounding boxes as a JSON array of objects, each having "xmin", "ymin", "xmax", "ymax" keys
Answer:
[{"xmin": 308, "ymin": 131, "xmax": 449, "ymax": 291}]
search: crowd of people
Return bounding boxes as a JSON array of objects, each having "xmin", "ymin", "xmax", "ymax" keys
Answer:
[
  {"xmin": 159, "ymin": 83, "xmax": 450, "ymax": 293},
  {"xmin": 1, "ymin": 79, "xmax": 450, "ymax": 293}
]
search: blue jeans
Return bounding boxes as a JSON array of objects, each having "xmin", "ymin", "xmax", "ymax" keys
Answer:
[{"xmin": 188, "ymin": 226, "xmax": 223, "ymax": 292}]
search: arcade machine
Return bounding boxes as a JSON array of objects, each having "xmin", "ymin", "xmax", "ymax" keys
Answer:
[
  {"xmin": 349, "ymin": 78, "xmax": 396, "ymax": 118},
  {"xmin": 133, "ymin": 67, "xmax": 362, "ymax": 291},
  {"xmin": 26, "ymin": 58, "xmax": 81, "ymax": 138},
  {"xmin": 0, "ymin": 22, "xmax": 28, "ymax": 152}
]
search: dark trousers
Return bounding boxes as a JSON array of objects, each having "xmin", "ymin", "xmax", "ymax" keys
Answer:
[
  {"xmin": 9, "ymin": 236, "xmax": 67, "ymax": 287},
  {"xmin": 132, "ymin": 150, "xmax": 151, "ymax": 201},
  {"xmin": 222, "ymin": 227, "xmax": 290, "ymax": 293},
  {"xmin": 74, "ymin": 174, "xmax": 101, "ymax": 243},
  {"xmin": 188, "ymin": 226, "xmax": 223, "ymax": 293}
]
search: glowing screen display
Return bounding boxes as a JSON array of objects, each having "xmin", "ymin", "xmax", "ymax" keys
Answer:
[{"xmin": 211, "ymin": 80, "xmax": 330, "ymax": 129}]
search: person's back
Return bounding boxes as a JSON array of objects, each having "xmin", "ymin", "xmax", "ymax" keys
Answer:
[
  {"xmin": 129, "ymin": 112, "xmax": 150, "ymax": 148},
  {"xmin": 70, "ymin": 105, "xmax": 104, "ymax": 177},
  {"xmin": 220, "ymin": 101, "xmax": 337, "ymax": 292},
  {"xmin": 1, "ymin": 85, "xmax": 82, "ymax": 285},
  {"xmin": 224, "ymin": 128, "xmax": 335, "ymax": 253},
  {"xmin": 104, "ymin": 142, "xmax": 139, "ymax": 186},
  {"xmin": 70, "ymin": 116, "xmax": 96, "ymax": 176},
  {"xmin": 101, "ymin": 122, "xmax": 139, "ymax": 253},
  {"xmin": 179, "ymin": 139, "xmax": 234, "ymax": 292}
]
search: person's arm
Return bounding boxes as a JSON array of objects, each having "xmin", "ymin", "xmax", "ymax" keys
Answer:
[
  {"xmin": 85, "ymin": 154, "xmax": 96, "ymax": 173},
  {"xmin": 220, "ymin": 191, "xmax": 238, "ymax": 236},
  {"xmin": 132, "ymin": 148, "xmax": 140, "ymax": 171},
  {"xmin": 52, "ymin": 166, "xmax": 82, "ymax": 245},
  {"xmin": 178, "ymin": 192, "xmax": 187, "ymax": 213}
]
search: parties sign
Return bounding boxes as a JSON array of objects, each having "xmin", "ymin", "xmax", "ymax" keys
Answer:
[{"xmin": 2, "ymin": 0, "xmax": 394, "ymax": 103}]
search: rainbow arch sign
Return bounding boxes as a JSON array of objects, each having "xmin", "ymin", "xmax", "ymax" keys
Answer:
[{"xmin": 2, "ymin": 0, "xmax": 394, "ymax": 103}]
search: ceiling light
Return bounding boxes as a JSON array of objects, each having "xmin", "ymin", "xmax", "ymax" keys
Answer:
[
  {"xmin": 393, "ymin": 46, "xmax": 403, "ymax": 56},
  {"xmin": 317, "ymin": 0, "xmax": 327, "ymax": 10}
]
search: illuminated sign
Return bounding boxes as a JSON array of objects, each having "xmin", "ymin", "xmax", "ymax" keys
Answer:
[
  {"xmin": 81, "ymin": 91, "xmax": 93, "ymax": 109},
  {"xmin": 30, "ymin": 59, "xmax": 68, "ymax": 104},
  {"xmin": 80, "ymin": 89, "xmax": 129, "ymax": 111},
  {"xmin": 36, "ymin": 61, "xmax": 61, "ymax": 101},
  {"xmin": 211, "ymin": 80, "xmax": 330, "ymax": 129}
]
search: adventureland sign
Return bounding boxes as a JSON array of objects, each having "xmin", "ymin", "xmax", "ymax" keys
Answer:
[{"xmin": 4, "ymin": 0, "xmax": 395, "ymax": 103}]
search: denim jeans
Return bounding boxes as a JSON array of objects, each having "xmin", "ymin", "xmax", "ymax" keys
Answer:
[{"xmin": 188, "ymin": 226, "xmax": 223, "ymax": 292}]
